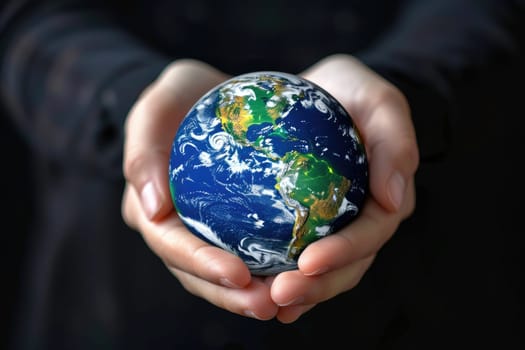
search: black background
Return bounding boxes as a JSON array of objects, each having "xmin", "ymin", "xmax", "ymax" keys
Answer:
[{"xmin": 1, "ymin": 22, "xmax": 524, "ymax": 350}]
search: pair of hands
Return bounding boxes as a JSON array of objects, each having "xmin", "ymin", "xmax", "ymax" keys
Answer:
[{"xmin": 121, "ymin": 54, "xmax": 419, "ymax": 323}]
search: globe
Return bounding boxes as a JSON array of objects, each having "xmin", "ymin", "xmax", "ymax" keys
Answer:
[{"xmin": 169, "ymin": 71, "xmax": 368, "ymax": 275}]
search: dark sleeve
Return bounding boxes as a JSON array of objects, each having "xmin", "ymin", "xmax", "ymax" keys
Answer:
[
  {"xmin": 0, "ymin": 0, "xmax": 171, "ymax": 177},
  {"xmin": 357, "ymin": 0, "xmax": 525, "ymax": 160}
]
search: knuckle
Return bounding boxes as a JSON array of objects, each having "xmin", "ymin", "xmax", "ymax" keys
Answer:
[
  {"xmin": 123, "ymin": 150, "xmax": 148, "ymax": 181},
  {"xmin": 399, "ymin": 136, "xmax": 421, "ymax": 173}
]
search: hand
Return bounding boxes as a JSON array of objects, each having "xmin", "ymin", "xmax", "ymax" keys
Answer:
[
  {"xmin": 121, "ymin": 59, "xmax": 280, "ymax": 320},
  {"xmin": 268, "ymin": 54, "xmax": 419, "ymax": 323},
  {"xmin": 121, "ymin": 55, "xmax": 419, "ymax": 323}
]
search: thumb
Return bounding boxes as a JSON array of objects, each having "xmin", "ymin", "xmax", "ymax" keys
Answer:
[
  {"xmin": 123, "ymin": 81, "xmax": 180, "ymax": 221},
  {"xmin": 361, "ymin": 86, "xmax": 419, "ymax": 213},
  {"xmin": 123, "ymin": 59, "xmax": 228, "ymax": 220}
]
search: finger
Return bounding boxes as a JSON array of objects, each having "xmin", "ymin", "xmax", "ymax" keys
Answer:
[
  {"xmin": 276, "ymin": 304, "xmax": 316, "ymax": 324},
  {"xmin": 121, "ymin": 184, "xmax": 137, "ymax": 229},
  {"xmin": 123, "ymin": 60, "xmax": 228, "ymax": 220},
  {"xmin": 170, "ymin": 267, "xmax": 279, "ymax": 320},
  {"xmin": 297, "ymin": 177, "xmax": 415, "ymax": 277},
  {"xmin": 271, "ymin": 256, "xmax": 374, "ymax": 309},
  {"xmin": 124, "ymin": 183, "xmax": 252, "ymax": 289}
]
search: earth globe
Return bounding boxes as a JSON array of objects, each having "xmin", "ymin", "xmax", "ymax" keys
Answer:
[{"xmin": 169, "ymin": 71, "xmax": 368, "ymax": 275}]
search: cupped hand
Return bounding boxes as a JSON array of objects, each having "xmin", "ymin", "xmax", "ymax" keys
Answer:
[
  {"xmin": 269, "ymin": 54, "xmax": 420, "ymax": 323},
  {"xmin": 121, "ymin": 56, "xmax": 419, "ymax": 323},
  {"xmin": 121, "ymin": 59, "xmax": 279, "ymax": 320}
]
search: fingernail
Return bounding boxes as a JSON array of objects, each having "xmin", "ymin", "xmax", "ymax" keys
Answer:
[
  {"xmin": 388, "ymin": 172, "xmax": 406, "ymax": 210},
  {"xmin": 244, "ymin": 310, "xmax": 263, "ymax": 320},
  {"xmin": 277, "ymin": 296, "xmax": 304, "ymax": 307},
  {"xmin": 141, "ymin": 182, "xmax": 160, "ymax": 219},
  {"xmin": 303, "ymin": 267, "xmax": 327, "ymax": 276},
  {"xmin": 220, "ymin": 277, "xmax": 241, "ymax": 289}
]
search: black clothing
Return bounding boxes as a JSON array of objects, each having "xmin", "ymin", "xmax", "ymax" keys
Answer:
[{"xmin": 1, "ymin": 1, "xmax": 524, "ymax": 349}]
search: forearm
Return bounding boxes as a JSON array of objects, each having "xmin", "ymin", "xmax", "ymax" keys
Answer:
[{"xmin": 0, "ymin": 0, "xmax": 170, "ymax": 176}]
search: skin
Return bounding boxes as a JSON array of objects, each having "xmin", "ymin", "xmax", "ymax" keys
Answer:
[{"xmin": 121, "ymin": 54, "xmax": 419, "ymax": 323}]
